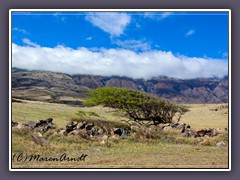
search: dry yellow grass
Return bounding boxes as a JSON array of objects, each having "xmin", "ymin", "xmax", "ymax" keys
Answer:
[
  {"xmin": 180, "ymin": 104, "xmax": 228, "ymax": 129},
  {"xmin": 12, "ymin": 100, "xmax": 127, "ymax": 128},
  {"xmin": 11, "ymin": 100, "xmax": 229, "ymax": 169}
]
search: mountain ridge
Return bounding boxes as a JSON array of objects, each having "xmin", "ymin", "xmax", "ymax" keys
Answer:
[{"xmin": 12, "ymin": 68, "xmax": 229, "ymax": 104}]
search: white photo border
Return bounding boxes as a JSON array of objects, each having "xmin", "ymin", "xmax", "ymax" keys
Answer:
[{"xmin": 9, "ymin": 9, "xmax": 231, "ymax": 171}]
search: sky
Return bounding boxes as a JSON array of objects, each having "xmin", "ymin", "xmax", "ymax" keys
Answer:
[{"xmin": 11, "ymin": 11, "xmax": 229, "ymax": 79}]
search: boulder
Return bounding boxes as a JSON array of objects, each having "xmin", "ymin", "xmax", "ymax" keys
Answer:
[
  {"xmin": 113, "ymin": 128, "xmax": 130, "ymax": 138},
  {"xmin": 182, "ymin": 129, "xmax": 196, "ymax": 138},
  {"xmin": 47, "ymin": 118, "xmax": 53, "ymax": 123},
  {"xmin": 26, "ymin": 121, "xmax": 37, "ymax": 129},
  {"xmin": 216, "ymin": 141, "xmax": 226, "ymax": 147},
  {"xmin": 76, "ymin": 121, "xmax": 86, "ymax": 130},
  {"xmin": 196, "ymin": 129, "xmax": 207, "ymax": 137},
  {"xmin": 97, "ymin": 127, "xmax": 104, "ymax": 135},
  {"xmin": 211, "ymin": 128, "xmax": 219, "ymax": 137},
  {"xmin": 216, "ymin": 128, "xmax": 228, "ymax": 134},
  {"xmin": 68, "ymin": 130, "xmax": 80, "ymax": 136},
  {"xmin": 120, "ymin": 128, "xmax": 129, "ymax": 139},
  {"xmin": 171, "ymin": 123, "xmax": 179, "ymax": 128},
  {"xmin": 66, "ymin": 121, "xmax": 78, "ymax": 132},
  {"xmin": 16, "ymin": 123, "xmax": 28, "ymax": 129},
  {"xmin": 58, "ymin": 129, "xmax": 68, "ymax": 136},
  {"xmin": 85, "ymin": 122, "xmax": 94, "ymax": 130},
  {"xmin": 113, "ymin": 128, "xmax": 122, "ymax": 136},
  {"xmin": 204, "ymin": 128, "xmax": 212, "ymax": 137},
  {"xmin": 12, "ymin": 121, "xmax": 18, "ymax": 127},
  {"xmin": 176, "ymin": 123, "xmax": 186, "ymax": 133}
]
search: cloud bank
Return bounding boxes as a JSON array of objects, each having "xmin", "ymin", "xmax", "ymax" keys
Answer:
[
  {"xmin": 85, "ymin": 12, "xmax": 131, "ymax": 36},
  {"xmin": 12, "ymin": 43, "xmax": 228, "ymax": 79}
]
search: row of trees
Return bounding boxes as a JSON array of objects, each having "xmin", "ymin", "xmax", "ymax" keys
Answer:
[{"xmin": 84, "ymin": 87, "xmax": 188, "ymax": 125}]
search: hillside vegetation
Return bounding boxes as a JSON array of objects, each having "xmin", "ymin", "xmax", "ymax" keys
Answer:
[{"xmin": 12, "ymin": 68, "xmax": 228, "ymax": 104}]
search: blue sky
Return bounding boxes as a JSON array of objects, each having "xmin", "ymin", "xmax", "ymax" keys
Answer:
[{"xmin": 11, "ymin": 11, "xmax": 229, "ymax": 79}]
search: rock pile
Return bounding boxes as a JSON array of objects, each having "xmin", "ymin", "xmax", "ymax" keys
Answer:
[
  {"xmin": 12, "ymin": 118, "xmax": 56, "ymax": 132},
  {"xmin": 159, "ymin": 122, "xmax": 227, "ymax": 138},
  {"xmin": 55, "ymin": 120, "xmax": 131, "ymax": 139}
]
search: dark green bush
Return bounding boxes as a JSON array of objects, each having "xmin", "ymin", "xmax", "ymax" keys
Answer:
[{"xmin": 84, "ymin": 87, "xmax": 188, "ymax": 125}]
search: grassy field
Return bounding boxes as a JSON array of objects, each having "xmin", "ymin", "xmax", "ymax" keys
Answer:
[{"xmin": 11, "ymin": 100, "xmax": 229, "ymax": 169}]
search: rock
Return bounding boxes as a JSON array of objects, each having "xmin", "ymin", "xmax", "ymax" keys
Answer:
[
  {"xmin": 216, "ymin": 141, "xmax": 226, "ymax": 147},
  {"xmin": 186, "ymin": 125, "xmax": 191, "ymax": 129},
  {"xmin": 121, "ymin": 128, "xmax": 130, "ymax": 139},
  {"xmin": 216, "ymin": 128, "xmax": 228, "ymax": 134},
  {"xmin": 66, "ymin": 121, "xmax": 78, "ymax": 132},
  {"xmin": 59, "ymin": 129, "xmax": 68, "ymax": 136},
  {"xmin": 112, "ymin": 128, "xmax": 130, "ymax": 138},
  {"xmin": 204, "ymin": 128, "xmax": 212, "ymax": 136},
  {"xmin": 171, "ymin": 123, "xmax": 179, "ymax": 128},
  {"xmin": 36, "ymin": 119, "xmax": 47, "ymax": 127},
  {"xmin": 97, "ymin": 127, "xmax": 104, "ymax": 135},
  {"xmin": 182, "ymin": 129, "xmax": 196, "ymax": 138},
  {"xmin": 196, "ymin": 129, "xmax": 207, "ymax": 137},
  {"xmin": 177, "ymin": 123, "xmax": 186, "ymax": 133},
  {"xmin": 12, "ymin": 121, "xmax": 18, "ymax": 127},
  {"xmin": 113, "ymin": 128, "xmax": 122, "ymax": 136},
  {"xmin": 26, "ymin": 121, "xmax": 37, "ymax": 129},
  {"xmin": 88, "ymin": 126, "xmax": 100, "ymax": 136},
  {"xmin": 16, "ymin": 123, "xmax": 28, "ymax": 129},
  {"xmin": 76, "ymin": 121, "xmax": 86, "ymax": 130},
  {"xmin": 211, "ymin": 128, "xmax": 219, "ymax": 137},
  {"xmin": 85, "ymin": 122, "xmax": 94, "ymax": 130},
  {"xmin": 46, "ymin": 118, "xmax": 53, "ymax": 123},
  {"xmin": 68, "ymin": 130, "xmax": 80, "ymax": 136}
]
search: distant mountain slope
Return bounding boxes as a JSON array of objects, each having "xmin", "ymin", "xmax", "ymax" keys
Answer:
[{"xmin": 12, "ymin": 68, "xmax": 228, "ymax": 104}]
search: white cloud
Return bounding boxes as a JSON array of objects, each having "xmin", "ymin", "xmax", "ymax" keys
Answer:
[
  {"xmin": 185, "ymin": 29, "xmax": 195, "ymax": 37},
  {"xmin": 12, "ymin": 43, "xmax": 228, "ymax": 79},
  {"xmin": 22, "ymin": 38, "xmax": 40, "ymax": 48},
  {"xmin": 144, "ymin": 12, "xmax": 173, "ymax": 20},
  {"xmin": 12, "ymin": 27, "xmax": 29, "ymax": 34},
  {"xmin": 85, "ymin": 12, "xmax": 131, "ymax": 36},
  {"xmin": 53, "ymin": 12, "xmax": 67, "ymax": 22},
  {"xmin": 113, "ymin": 39, "xmax": 151, "ymax": 51},
  {"xmin": 85, "ymin": 37, "xmax": 93, "ymax": 40}
]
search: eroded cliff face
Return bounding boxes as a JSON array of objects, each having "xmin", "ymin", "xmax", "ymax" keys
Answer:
[{"xmin": 12, "ymin": 68, "xmax": 228, "ymax": 104}]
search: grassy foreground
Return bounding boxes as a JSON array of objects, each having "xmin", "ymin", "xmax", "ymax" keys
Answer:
[{"xmin": 11, "ymin": 100, "xmax": 229, "ymax": 169}]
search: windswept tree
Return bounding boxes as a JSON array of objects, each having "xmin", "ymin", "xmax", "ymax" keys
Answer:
[{"xmin": 84, "ymin": 87, "xmax": 188, "ymax": 125}]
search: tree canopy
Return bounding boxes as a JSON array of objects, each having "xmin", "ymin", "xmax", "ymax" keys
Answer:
[{"xmin": 84, "ymin": 87, "xmax": 188, "ymax": 125}]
